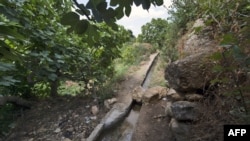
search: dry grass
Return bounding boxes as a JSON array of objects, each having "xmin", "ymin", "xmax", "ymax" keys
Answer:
[{"xmin": 148, "ymin": 55, "xmax": 168, "ymax": 88}]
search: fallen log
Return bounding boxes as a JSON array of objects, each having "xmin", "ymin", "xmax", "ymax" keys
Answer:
[{"xmin": 0, "ymin": 96, "xmax": 32, "ymax": 108}]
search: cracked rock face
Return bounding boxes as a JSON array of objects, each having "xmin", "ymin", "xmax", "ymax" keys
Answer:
[{"xmin": 171, "ymin": 101, "xmax": 200, "ymax": 121}]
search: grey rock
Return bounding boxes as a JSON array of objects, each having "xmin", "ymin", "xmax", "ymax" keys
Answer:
[
  {"xmin": 132, "ymin": 86, "xmax": 144, "ymax": 103},
  {"xmin": 166, "ymin": 89, "xmax": 184, "ymax": 101},
  {"xmin": 171, "ymin": 101, "xmax": 200, "ymax": 121},
  {"xmin": 177, "ymin": 18, "xmax": 216, "ymax": 57},
  {"xmin": 142, "ymin": 86, "xmax": 168, "ymax": 103},
  {"xmin": 91, "ymin": 105, "xmax": 99, "ymax": 115},
  {"xmin": 67, "ymin": 127, "xmax": 74, "ymax": 132},
  {"xmin": 185, "ymin": 94, "xmax": 204, "ymax": 101},
  {"xmin": 165, "ymin": 101, "xmax": 173, "ymax": 117},
  {"xmin": 28, "ymin": 138, "xmax": 34, "ymax": 141},
  {"xmin": 165, "ymin": 50, "xmax": 217, "ymax": 92},
  {"xmin": 104, "ymin": 98, "xmax": 117, "ymax": 109},
  {"xmin": 169, "ymin": 118, "xmax": 191, "ymax": 141},
  {"xmin": 63, "ymin": 138, "xmax": 72, "ymax": 141},
  {"xmin": 54, "ymin": 128, "xmax": 61, "ymax": 133}
]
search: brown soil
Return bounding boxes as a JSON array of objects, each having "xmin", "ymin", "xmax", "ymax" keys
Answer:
[
  {"xmin": 4, "ymin": 96, "xmax": 108, "ymax": 141},
  {"xmin": 131, "ymin": 100, "xmax": 174, "ymax": 141}
]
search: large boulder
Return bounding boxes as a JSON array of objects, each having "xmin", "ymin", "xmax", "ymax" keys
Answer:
[
  {"xmin": 171, "ymin": 101, "xmax": 200, "ymax": 121},
  {"xmin": 165, "ymin": 50, "xmax": 218, "ymax": 92}
]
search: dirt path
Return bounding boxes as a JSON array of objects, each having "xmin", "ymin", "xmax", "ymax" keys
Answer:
[
  {"xmin": 116, "ymin": 53, "xmax": 159, "ymax": 104},
  {"xmin": 97, "ymin": 52, "xmax": 173, "ymax": 141},
  {"xmin": 129, "ymin": 53, "xmax": 173, "ymax": 141},
  {"xmin": 131, "ymin": 100, "xmax": 173, "ymax": 141}
]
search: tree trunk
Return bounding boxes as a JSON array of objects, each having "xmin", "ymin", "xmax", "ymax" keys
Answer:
[{"xmin": 50, "ymin": 80, "xmax": 59, "ymax": 97}]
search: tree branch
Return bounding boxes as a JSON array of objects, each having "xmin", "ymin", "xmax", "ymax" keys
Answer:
[{"xmin": 72, "ymin": 0, "xmax": 93, "ymax": 21}]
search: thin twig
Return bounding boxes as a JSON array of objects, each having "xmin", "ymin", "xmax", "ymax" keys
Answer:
[{"xmin": 210, "ymin": 13, "xmax": 222, "ymax": 30}]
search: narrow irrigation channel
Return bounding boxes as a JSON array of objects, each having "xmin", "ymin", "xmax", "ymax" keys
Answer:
[
  {"xmin": 96, "ymin": 53, "xmax": 159, "ymax": 141},
  {"xmin": 96, "ymin": 103, "xmax": 141, "ymax": 141}
]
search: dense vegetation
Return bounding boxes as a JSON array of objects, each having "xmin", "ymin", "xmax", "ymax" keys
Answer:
[
  {"xmin": 169, "ymin": 0, "xmax": 250, "ymax": 109},
  {"xmin": 0, "ymin": 0, "xmax": 250, "ymax": 138},
  {"xmin": 0, "ymin": 0, "xmax": 135, "ymax": 100},
  {"xmin": 137, "ymin": 18, "xmax": 179, "ymax": 61},
  {"xmin": 0, "ymin": 0, "xmax": 163, "ymax": 136}
]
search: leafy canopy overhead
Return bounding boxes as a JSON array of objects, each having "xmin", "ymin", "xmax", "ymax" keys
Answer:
[{"xmin": 62, "ymin": 0, "xmax": 164, "ymax": 33}]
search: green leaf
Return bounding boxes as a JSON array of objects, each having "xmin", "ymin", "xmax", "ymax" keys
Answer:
[
  {"xmin": 0, "ymin": 41, "xmax": 20, "ymax": 61},
  {"xmin": 86, "ymin": 1, "xmax": 94, "ymax": 8},
  {"xmin": 92, "ymin": 0, "xmax": 103, "ymax": 6},
  {"xmin": 92, "ymin": 9, "xmax": 103, "ymax": 22},
  {"xmin": 77, "ymin": 4, "xmax": 91, "ymax": 16},
  {"xmin": 61, "ymin": 12, "xmax": 80, "ymax": 25},
  {"xmin": 154, "ymin": 0, "xmax": 163, "ymax": 6},
  {"xmin": 0, "ymin": 62, "xmax": 15, "ymax": 71},
  {"xmin": 0, "ymin": 26, "xmax": 25, "ymax": 40},
  {"xmin": 245, "ymin": 57, "xmax": 250, "ymax": 66},
  {"xmin": 0, "ymin": 76, "xmax": 20, "ymax": 86},
  {"xmin": 212, "ymin": 65, "xmax": 224, "ymax": 72},
  {"xmin": 246, "ymin": 5, "xmax": 250, "ymax": 10},
  {"xmin": 142, "ymin": 0, "xmax": 151, "ymax": 9},
  {"xmin": 66, "ymin": 27, "xmax": 74, "ymax": 34},
  {"xmin": 210, "ymin": 78, "xmax": 220, "ymax": 85},
  {"xmin": 210, "ymin": 52, "xmax": 222, "ymax": 60},
  {"xmin": 134, "ymin": 0, "xmax": 142, "ymax": 6},
  {"xmin": 194, "ymin": 26, "xmax": 203, "ymax": 33},
  {"xmin": 115, "ymin": 6, "xmax": 124, "ymax": 20},
  {"xmin": 0, "ymin": 81, "xmax": 12, "ymax": 86},
  {"xmin": 232, "ymin": 45, "xmax": 244, "ymax": 60},
  {"xmin": 74, "ymin": 20, "xmax": 89, "ymax": 34},
  {"xmin": 125, "ymin": 5, "xmax": 131, "ymax": 17},
  {"xmin": 97, "ymin": 1, "xmax": 107, "ymax": 12},
  {"xmin": 110, "ymin": 0, "xmax": 119, "ymax": 6},
  {"xmin": 104, "ymin": 18, "xmax": 118, "ymax": 30},
  {"xmin": 86, "ymin": 0, "xmax": 102, "ymax": 9},
  {"xmin": 85, "ymin": 25, "xmax": 100, "ymax": 46},
  {"xmin": 220, "ymin": 33, "xmax": 237, "ymax": 45},
  {"xmin": 48, "ymin": 73, "xmax": 57, "ymax": 81},
  {"xmin": 103, "ymin": 8, "xmax": 117, "ymax": 19}
]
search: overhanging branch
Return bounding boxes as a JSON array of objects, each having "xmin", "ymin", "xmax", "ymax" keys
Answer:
[{"xmin": 72, "ymin": 0, "xmax": 93, "ymax": 21}]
